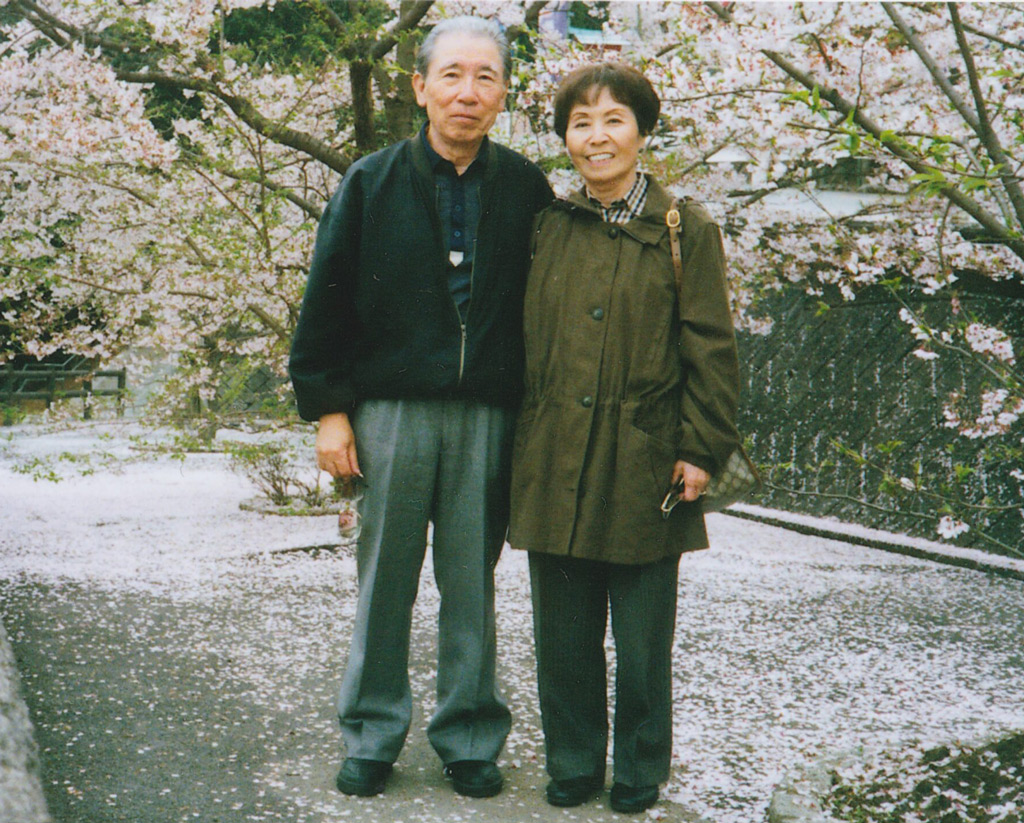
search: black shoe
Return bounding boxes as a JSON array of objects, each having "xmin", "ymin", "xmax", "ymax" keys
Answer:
[
  {"xmin": 545, "ymin": 774, "xmax": 604, "ymax": 807},
  {"xmin": 444, "ymin": 760, "xmax": 503, "ymax": 798},
  {"xmin": 335, "ymin": 758, "xmax": 392, "ymax": 796},
  {"xmin": 610, "ymin": 783, "xmax": 659, "ymax": 814}
]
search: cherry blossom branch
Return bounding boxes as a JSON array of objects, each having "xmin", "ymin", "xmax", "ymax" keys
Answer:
[
  {"xmin": 883, "ymin": 2, "xmax": 1024, "ymax": 232},
  {"xmin": 10, "ymin": 0, "xmax": 354, "ymax": 175},
  {"xmin": 210, "ymin": 165, "xmax": 323, "ymax": 220},
  {"xmin": 49, "ymin": 272, "xmax": 143, "ymax": 297},
  {"xmin": 759, "ymin": 49, "xmax": 1024, "ymax": 262},
  {"xmin": 191, "ymin": 166, "xmax": 265, "ymax": 240},
  {"xmin": 11, "ymin": 0, "xmax": 135, "ymax": 53},
  {"xmin": 761, "ymin": 479, "xmax": 936, "ymax": 520},
  {"xmin": 246, "ymin": 303, "xmax": 289, "ymax": 342},
  {"xmin": 788, "ymin": 119, "xmax": 1012, "ymax": 190},
  {"xmin": 660, "ymin": 86, "xmax": 796, "ymax": 104},
  {"xmin": 725, "ymin": 472, "xmax": 1015, "ymax": 553},
  {"xmin": 888, "ymin": 290, "xmax": 1023, "ymax": 388},
  {"xmin": 678, "ymin": 132, "xmax": 749, "ymax": 177},
  {"xmin": 880, "ymin": 3, "xmax": 982, "ymax": 134},
  {"xmin": 701, "ymin": 0, "xmax": 1024, "ymax": 259},
  {"xmin": 830, "ymin": 445, "xmax": 1024, "ymax": 516},
  {"xmin": 961, "ymin": 21, "xmax": 1024, "ymax": 53},
  {"xmin": 121, "ymin": 68, "xmax": 354, "ymax": 173},
  {"xmin": 947, "ymin": 3, "xmax": 1024, "ymax": 232},
  {"xmin": 60, "ymin": 269, "xmax": 290, "ymax": 342},
  {"xmin": 705, "ymin": 2, "xmax": 733, "ymax": 23}
]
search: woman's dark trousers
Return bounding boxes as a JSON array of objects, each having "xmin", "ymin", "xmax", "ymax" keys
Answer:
[{"xmin": 528, "ymin": 552, "xmax": 680, "ymax": 787}]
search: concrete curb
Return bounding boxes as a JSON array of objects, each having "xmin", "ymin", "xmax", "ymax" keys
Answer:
[
  {"xmin": 766, "ymin": 750, "xmax": 868, "ymax": 823},
  {"xmin": 0, "ymin": 621, "xmax": 52, "ymax": 823},
  {"xmin": 723, "ymin": 504, "xmax": 1024, "ymax": 582}
]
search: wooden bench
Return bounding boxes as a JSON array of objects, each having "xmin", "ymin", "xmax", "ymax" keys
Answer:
[{"xmin": 1, "ymin": 365, "xmax": 127, "ymax": 419}]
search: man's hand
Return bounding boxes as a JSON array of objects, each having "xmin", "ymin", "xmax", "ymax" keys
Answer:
[
  {"xmin": 671, "ymin": 460, "xmax": 709, "ymax": 503},
  {"xmin": 316, "ymin": 412, "xmax": 361, "ymax": 478}
]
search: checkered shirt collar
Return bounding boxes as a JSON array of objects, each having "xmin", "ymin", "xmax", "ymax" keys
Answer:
[{"xmin": 586, "ymin": 172, "xmax": 649, "ymax": 225}]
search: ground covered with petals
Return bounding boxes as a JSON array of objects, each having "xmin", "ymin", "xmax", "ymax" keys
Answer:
[{"xmin": 1, "ymin": 422, "xmax": 1022, "ymax": 823}]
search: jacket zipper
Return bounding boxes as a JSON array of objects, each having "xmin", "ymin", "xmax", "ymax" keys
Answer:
[
  {"xmin": 457, "ymin": 233, "xmax": 481, "ymax": 384},
  {"xmin": 457, "ymin": 322, "xmax": 467, "ymax": 383},
  {"xmin": 432, "ymin": 184, "xmax": 464, "ymax": 385},
  {"xmin": 436, "ymin": 182, "xmax": 483, "ymax": 387}
]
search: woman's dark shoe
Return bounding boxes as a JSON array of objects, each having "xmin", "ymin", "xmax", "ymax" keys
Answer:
[
  {"xmin": 545, "ymin": 774, "xmax": 605, "ymax": 807},
  {"xmin": 609, "ymin": 783, "xmax": 659, "ymax": 814},
  {"xmin": 335, "ymin": 757, "xmax": 393, "ymax": 796},
  {"xmin": 444, "ymin": 760, "xmax": 503, "ymax": 797}
]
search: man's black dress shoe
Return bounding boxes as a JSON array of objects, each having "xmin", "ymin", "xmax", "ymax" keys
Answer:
[
  {"xmin": 609, "ymin": 782, "xmax": 659, "ymax": 814},
  {"xmin": 444, "ymin": 760, "xmax": 503, "ymax": 797},
  {"xmin": 545, "ymin": 774, "xmax": 605, "ymax": 807},
  {"xmin": 335, "ymin": 757, "xmax": 393, "ymax": 796}
]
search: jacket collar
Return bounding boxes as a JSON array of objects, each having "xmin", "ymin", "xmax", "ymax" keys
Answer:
[
  {"xmin": 410, "ymin": 126, "xmax": 499, "ymax": 185},
  {"xmin": 563, "ymin": 173, "xmax": 676, "ymax": 245}
]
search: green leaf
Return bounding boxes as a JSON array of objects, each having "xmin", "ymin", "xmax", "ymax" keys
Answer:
[
  {"xmin": 909, "ymin": 170, "xmax": 947, "ymax": 184},
  {"xmin": 953, "ymin": 464, "xmax": 975, "ymax": 481},
  {"xmin": 875, "ymin": 440, "xmax": 904, "ymax": 455},
  {"xmin": 961, "ymin": 176, "xmax": 991, "ymax": 192}
]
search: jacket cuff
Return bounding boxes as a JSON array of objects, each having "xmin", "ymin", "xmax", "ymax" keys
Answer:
[{"xmin": 293, "ymin": 381, "xmax": 357, "ymax": 423}]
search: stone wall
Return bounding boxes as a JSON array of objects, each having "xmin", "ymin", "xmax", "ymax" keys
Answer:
[{"xmin": 734, "ymin": 276, "xmax": 1023, "ymax": 555}]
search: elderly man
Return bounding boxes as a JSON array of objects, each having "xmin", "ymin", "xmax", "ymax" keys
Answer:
[{"xmin": 289, "ymin": 16, "xmax": 553, "ymax": 800}]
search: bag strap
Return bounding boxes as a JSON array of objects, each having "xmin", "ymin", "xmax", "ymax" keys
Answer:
[{"xmin": 666, "ymin": 198, "xmax": 684, "ymax": 320}]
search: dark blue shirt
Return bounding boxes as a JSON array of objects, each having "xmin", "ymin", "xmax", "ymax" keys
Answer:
[{"xmin": 420, "ymin": 125, "xmax": 486, "ymax": 322}]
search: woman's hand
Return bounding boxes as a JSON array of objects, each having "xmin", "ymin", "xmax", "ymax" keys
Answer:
[
  {"xmin": 316, "ymin": 412, "xmax": 361, "ymax": 478},
  {"xmin": 671, "ymin": 460, "xmax": 709, "ymax": 503}
]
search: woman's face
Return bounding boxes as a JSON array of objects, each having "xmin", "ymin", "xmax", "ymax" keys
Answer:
[{"xmin": 564, "ymin": 86, "xmax": 645, "ymax": 197}]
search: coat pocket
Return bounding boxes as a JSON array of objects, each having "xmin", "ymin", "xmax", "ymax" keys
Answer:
[{"xmin": 618, "ymin": 404, "xmax": 678, "ymax": 517}]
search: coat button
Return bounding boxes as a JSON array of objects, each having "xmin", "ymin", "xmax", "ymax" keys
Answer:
[
  {"xmin": 591, "ymin": 307, "xmax": 604, "ymax": 320},
  {"xmin": 608, "ymin": 227, "xmax": 619, "ymax": 239},
  {"xmin": 581, "ymin": 395, "xmax": 594, "ymax": 408}
]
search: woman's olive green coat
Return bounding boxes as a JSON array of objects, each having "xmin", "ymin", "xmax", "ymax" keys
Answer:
[{"xmin": 508, "ymin": 177, "xmax": 741, "ymax": 565}]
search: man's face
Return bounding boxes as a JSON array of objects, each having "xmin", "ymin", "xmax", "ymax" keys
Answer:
[{"xmin": 412, "ymin": 32, "xmax": 507, "ymax": 156}]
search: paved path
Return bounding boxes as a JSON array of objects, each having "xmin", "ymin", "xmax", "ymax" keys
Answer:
[{"xmin": 1, "ymin": 425, "xmax": 1023, "ymax": 823}]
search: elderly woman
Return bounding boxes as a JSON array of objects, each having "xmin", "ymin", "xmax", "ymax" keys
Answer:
[{"xmin": 509, "ymin": 63, "xmax": 740, "ymax": 814}]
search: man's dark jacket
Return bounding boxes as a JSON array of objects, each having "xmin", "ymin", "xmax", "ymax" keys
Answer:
[{"xmin": 289, "ymin": 135, "xmax": 553, "ymax": 422}]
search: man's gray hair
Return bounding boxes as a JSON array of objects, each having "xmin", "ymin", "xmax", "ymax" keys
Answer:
[{"xmin": 415, "ymin": 16, "xmax": 511, "ymax": 82}]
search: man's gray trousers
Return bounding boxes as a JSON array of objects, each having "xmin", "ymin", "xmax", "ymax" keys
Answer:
[{"xmin": 338, "ymin": 398, "xmax": 515, "ymax": 765}]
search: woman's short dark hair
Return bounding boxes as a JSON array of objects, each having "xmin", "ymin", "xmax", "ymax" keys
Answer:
[{"xmin": 553, "ymin": 62, "xmax": 661, "ymax": 142}]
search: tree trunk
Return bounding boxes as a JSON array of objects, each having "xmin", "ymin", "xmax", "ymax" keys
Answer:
[
  {"xmin": 376, "ymin": 0, "xmax": 419, "ymax": 142},
  {"xmin": 350, "ymin": 61, "xmax": 376, "ymax": 156}
]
